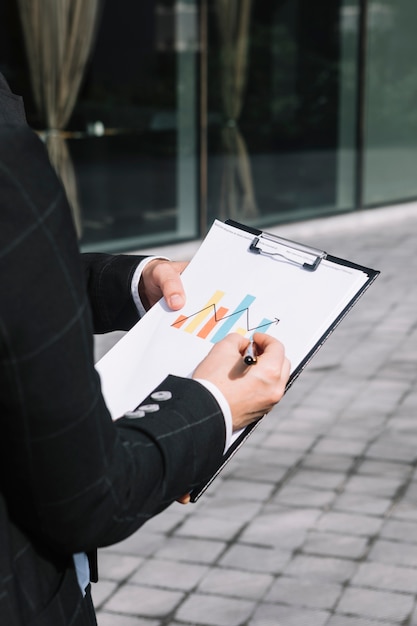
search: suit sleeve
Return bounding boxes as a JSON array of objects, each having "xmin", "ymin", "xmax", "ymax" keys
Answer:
[
  {"xmin": 0, "ymin": 126, "xmax": 226, "ymax": 555},
  {"xmin": 82, "ymin": 252, "xmax": 145, "ymax": 333}
]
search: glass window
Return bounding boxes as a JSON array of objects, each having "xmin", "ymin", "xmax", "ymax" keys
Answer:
[
  {"xmin": 363, "ymin": 0, "xmax": 417, "ymax": 206},
  {"xmin": 205, "ymin": 0, "xmax": 361, "ymax": 230},
  {"xmin": 0, "ymin": 0, "xmax": 200, "ymax": 252}
]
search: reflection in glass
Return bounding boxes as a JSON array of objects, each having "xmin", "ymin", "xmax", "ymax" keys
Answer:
[
  {"xmin": 214, "ymin": 0, "xmax": 258, "ymax": 221},
  {"xmin": 207, "ymin": 1, "xmax": 360, "ymax": 228},
  {"xmin": 73, "ymin": 0, "xmax": 199, "ymax": 251},
  {"xmin": 17, "ymin": 0, "xmax": 103, "ymax": 237},
  {"xmin": 363, "ymin": 0, "xmax": 417, "ymax": 205}
]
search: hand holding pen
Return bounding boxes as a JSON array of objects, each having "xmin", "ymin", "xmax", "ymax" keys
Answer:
[{"xmin": 192, "ymin": 332, "xmax": 291, "ymax": 432}]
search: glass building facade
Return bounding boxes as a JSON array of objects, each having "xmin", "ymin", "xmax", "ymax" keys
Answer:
[{"xmin": 1, "ymin": 0, "xmax": 417, "ymax": 252}]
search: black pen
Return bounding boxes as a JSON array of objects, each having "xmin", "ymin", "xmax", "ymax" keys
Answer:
[{"xmin": 244, "ymin": 340, "xmax": 258, "ymax": 365}]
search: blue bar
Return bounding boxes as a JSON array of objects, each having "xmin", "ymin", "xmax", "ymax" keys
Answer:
[
  {"xmin": 211, "ymin": 294, "xmax": 256, "ymax": 343},
  {"xmin": 250, "ymin": 318, "xmax": 274, "ymax": 338}
]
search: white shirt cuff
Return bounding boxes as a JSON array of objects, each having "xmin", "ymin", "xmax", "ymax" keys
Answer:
[
  {"xmin": 73, "ymin": 552, "xmax": 90, "ymax": 596},
  {"xmin": 131, "ymin": 256, "xmax": 170, "ymax": 318},
  {"xmin": 193, "ymin": 379, "xmax": 234, "ymax": 453}
]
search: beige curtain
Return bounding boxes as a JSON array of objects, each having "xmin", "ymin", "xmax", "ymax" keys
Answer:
[
  {"xmin": 17, "ymin": 0, "xmax": 103, "ymax": 237},
  {"xmin": 215, "ymin": 0, "xmax": 258, "ymax": 220}
]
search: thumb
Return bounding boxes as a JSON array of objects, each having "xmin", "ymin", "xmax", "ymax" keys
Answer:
[{"xmin": 159, "ymin": 262, "xmax": 187, "ymax": 310}]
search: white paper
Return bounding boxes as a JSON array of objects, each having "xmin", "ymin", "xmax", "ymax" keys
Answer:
[{"xmin": 96, "ymin": 220, "xmax": 370, "ymax": 420}]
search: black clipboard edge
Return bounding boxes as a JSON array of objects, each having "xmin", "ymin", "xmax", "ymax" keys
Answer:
[
  {"xmin": 189, "ymin": 228, "xmax": 380, "ymax": 502},
  {"xmin": 285, "ymin": 260, "xmax": 380, "ymax": 393},
  {"xmin": 225, "ymin": 219, "xmax": 261, "ymax": 236}
]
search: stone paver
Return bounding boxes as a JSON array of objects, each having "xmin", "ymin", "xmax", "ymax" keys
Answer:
[
  {"xmin": 130, "ymin": 558, "xmax": 209, "ymax": 591},
  {"xmin": 249, "ymin": 603, "xmax": 329, "ymax": 626},
  {"xmin": 302, "ymin": 530, "xmax": 368, "ymax": 560},
  {"xmin": 96, "ymin": 615, "xmax": 159, "ymax": 626},
  {"xmin": 219, "ymin": 543, "xmax": 291, "ymax": 574},
  {"xmin": 351, "ymin": 561, "xmax": 417, "ymax": 594},
  {"xmin": 94, "ymin": 206, "xmax": 417, "ymax": 626},
  {"xmin": 102, "ymin": 584, "xmax": 184, "ymax": 618},
  {"xmin": 368, "ymin": 539, "xmax": 417, "ymax": 568},
  {"xmin": 332, "ymin": 492, "xmax": 392, "ymax": 516},
  {"xmin": 315, "ymin": 511, "xmax": 383, "ymax": 537},
  {"xmin": 197, "ymin": 567, "xmax": 273, "ymax": 600},
  {"xmin": 264, "ymin": 576, "xmax": 342, "ymax": 609},
  {"xmin": 175, "ymin": 594, "xmax": 255, "ymax": 626},
  {"xmin": 284, "ymin": 554, "xmax": 358, "ymax": 583},
  {"xmin": 335, "ymin": 587, "xmax": 414, "ymax": 623}
]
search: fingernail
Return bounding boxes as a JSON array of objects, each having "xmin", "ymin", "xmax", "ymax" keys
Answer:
[{"xmin": 169, "ymin": 294, "xmax": 184, "ymax": 309}]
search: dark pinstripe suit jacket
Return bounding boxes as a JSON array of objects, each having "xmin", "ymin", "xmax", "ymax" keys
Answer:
[{"xmin": 0, "ymin": 75, "xmax": 225, "ymax": 625}]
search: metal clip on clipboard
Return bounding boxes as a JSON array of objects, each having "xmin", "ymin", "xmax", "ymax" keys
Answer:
[{"xmin": 249, "ymin": 231, "xmax": 327, "ymax": 271}]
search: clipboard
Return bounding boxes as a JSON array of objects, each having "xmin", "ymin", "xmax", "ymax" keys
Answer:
[
  {"xmin": 95, "ymin": 219, "xmax": 380, "ymax": 502},
  {"xmin": 188, "ymin": 220, "xmax": 379, "ymax": 501}
]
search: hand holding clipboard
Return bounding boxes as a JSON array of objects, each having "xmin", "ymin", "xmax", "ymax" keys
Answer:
[{"xmin": 96, "ymin": 220, "xmax": 379, "ymax": 501}]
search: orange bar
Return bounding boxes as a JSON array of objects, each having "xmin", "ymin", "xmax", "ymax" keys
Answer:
[
  {"xmin": 171, "ymin": 314, "xmax": 188, "ymax": 328},
  {"xmin": 197, "ymin": 307, "xmax": 228, "ymax": 339}
]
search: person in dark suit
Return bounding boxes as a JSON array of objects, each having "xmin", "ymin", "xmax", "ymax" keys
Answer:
[{"xmin": 0, "ymin": 73, "xmax": 290, "ymax": 625}]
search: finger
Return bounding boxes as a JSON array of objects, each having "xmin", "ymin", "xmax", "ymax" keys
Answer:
[
  {"xmin": 211, "ymin": 333, "xmax": 252, "ymax": 371},
  {"xmin": 252, "ymin": 332, "xmax": 286, "ymax": 361},
  {"xmin": 153, "ymin": 261, "xmax": 187, "ymax": 310},
  {"xmin": 283, "ymin": 356, "xmax": 291, "ymax": 381},
  {"xmin": 176, "ymin": 493, "xmax": 191, "ymax": 505},
  {"xmin": 250, "ymin": 334, "xmax": 290, "ymax": 395},
  {"xmin": 217, "ymin": 332, "xmax": 251, "ymax": 354},
  {"xmin": 192, "ymin": 332, "xmax": 249, "ymax": 382}
]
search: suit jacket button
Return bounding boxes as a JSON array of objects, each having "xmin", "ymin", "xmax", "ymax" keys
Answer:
[
  {"xmin": 138, "ymin": 403, "xmax": 160, "ymax": 413},
  {"xmin": 124, "ymin": 409, "xmax": 146, "ymax": 419},
  {"xmin": 151, "ymin": 391, "xmax": 172, "ymax": 401}
]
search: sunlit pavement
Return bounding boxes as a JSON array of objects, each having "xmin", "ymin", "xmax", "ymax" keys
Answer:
[{"xmin": 93, "ymin": 202, "xmax": 417, "ymax": 626}]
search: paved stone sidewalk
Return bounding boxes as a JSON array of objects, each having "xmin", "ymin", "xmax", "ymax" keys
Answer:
[{"xmin": 93, "ymin": 205, "xmax": 417, "ymax": 626}]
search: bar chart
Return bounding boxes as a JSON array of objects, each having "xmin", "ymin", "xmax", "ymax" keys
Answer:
[{"xmin": 171, "ymin": 290, "xmax": 278, "ymax": 343}]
